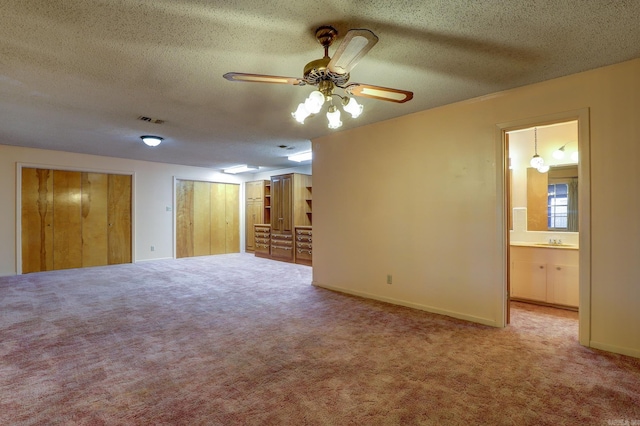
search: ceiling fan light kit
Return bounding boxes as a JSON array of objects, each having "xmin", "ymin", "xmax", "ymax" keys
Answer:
[
  {"xmin": 223, "ymin": 25, "xmax": 413, "ymax": 130},
  {"xmin": 326, "ymin": 105, "xmax": 342, "ymax": 129}
]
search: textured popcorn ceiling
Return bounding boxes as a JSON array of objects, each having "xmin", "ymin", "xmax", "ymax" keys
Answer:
[{"xmin": 1, "ymin": 1, "xmax": 639, "ymax": 169}]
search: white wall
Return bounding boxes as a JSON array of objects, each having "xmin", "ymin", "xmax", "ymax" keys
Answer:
[
  {"xmin": 0, "ymin": 146, "xmax": 314, "ymax": 277},
  {"xmin": 312, "ymin": 58, "xmax": 640, "ymax": 358},
  {"xmin": 0, "ymin": 145, "xmax": 244, "ymax": 276}
]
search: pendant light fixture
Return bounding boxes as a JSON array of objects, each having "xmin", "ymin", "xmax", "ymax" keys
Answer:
[{"xmin": 529, "ymin": 127, "xmax": 547, "ymax": 173}]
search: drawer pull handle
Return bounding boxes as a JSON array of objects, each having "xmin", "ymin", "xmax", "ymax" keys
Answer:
[{"xmin": 297, "ymin": 249, "xmax": 312, "ymax": 254}]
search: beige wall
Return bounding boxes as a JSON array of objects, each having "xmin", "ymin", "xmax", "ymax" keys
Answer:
[{"xmin": 312, "ymin": 58, "xmax": 640, "ymax": 358}]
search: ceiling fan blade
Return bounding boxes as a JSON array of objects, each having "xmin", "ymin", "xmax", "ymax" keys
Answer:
[
  {"xmin": 345, "ymin": 83, "xmax": 413, "ymax": 103},
  {"xmin": 327, "ymin": 29, "xmax": 378, "ymax": 74},
  {"xmin": 223, "ymin": 72, "xmax": 305, "ymax": 86}
]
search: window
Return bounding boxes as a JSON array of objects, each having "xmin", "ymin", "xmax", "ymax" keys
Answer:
[{"xmin": 548, "ymin": 183, "xmax": 568, "ymax": 229}]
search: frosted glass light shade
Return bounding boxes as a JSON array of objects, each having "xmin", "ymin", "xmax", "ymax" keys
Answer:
[
  {"xmin": 530, "ymin": 155, "xmax": 544, "ymax": 168},
  {"xmin": 141, "ymin": 135, "xmax": 163, "ymax": 147},
  {"xmin": 304, "ymin": 91, "xmax": 325, "ymax": 114},
  {"xmin": 571, "ymin": 151, "xmax": 579, "ymax": 162},
  {"xmin": 326, "ymin": 106, "xmax": 342, "ymax": 129},
  {"xmin": 537, "ymin": 164, "xmax": 550, "ymax": 173},
  {"xmin": 552, "ymin": 146, "xmax": 566, "ymax": 159},
  {"xmin": 342, "ymin": 97, "xmax": 363, "ymax": 118},
  {"xmin": 292, "ymin": 103, "xmax": 311, "ymax": 123}
]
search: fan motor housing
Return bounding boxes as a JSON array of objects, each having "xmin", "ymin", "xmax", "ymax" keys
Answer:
[{"xmin": 303, "ymin": 57, "xmax": 350, "ymax": 86}]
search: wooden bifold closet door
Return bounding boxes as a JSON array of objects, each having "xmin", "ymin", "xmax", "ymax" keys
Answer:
[
  {"xmin": 175, "ymin": 180, "xmax": 239, "ymax": 258},
  {"xmin": 21, "ymin": 168, "xmax": 132, "ymax": 273}
]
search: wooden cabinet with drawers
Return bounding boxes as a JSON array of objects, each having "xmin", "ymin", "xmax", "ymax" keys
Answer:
[
  {"xmin": 295, "ymin": 226, "xmax": 312, "ymax": 266},
  {"xmin": 254, "ymin": 224, "xmax": 271, "ymax": 258},
  {"xmin": 270, "ymin": 173, "xmax": 312, "ymax": 263},
  {"xmin": 271, "ymin": 232, "xmax": 294, "ymax": 261}
]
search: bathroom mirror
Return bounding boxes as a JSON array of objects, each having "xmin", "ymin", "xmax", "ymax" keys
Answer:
[{"xmin": 526, "ymin": 165, "xmax": 578, "ymax": 232}]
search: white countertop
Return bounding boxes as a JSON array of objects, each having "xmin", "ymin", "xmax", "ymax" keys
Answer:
[{"xmin": 510, "ymin": 242, "xmax": 579, "ymax": 250}]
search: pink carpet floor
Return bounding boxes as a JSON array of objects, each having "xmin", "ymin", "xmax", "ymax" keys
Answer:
[{"xmin": 1, "ymin": 253, "xmax": 639, "ymax": 425}]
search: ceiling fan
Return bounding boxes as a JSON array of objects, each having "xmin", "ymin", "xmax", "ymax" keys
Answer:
[{"xmin": 223, "ymin": 25, "xmax": 413, "ymax": 128}]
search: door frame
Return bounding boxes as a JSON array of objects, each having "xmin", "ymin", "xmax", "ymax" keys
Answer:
[
  {"xmin": 15, "ymin": 162, "xmax": 136, "ymax": 274},
  {"xmin": 496, "ymin": 108, "xmax": 591, "ymax": 347}
]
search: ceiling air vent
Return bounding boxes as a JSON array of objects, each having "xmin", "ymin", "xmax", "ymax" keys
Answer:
[{"xmin": 137, "ymin": 116, "xmax": 165, "ymax": 124}]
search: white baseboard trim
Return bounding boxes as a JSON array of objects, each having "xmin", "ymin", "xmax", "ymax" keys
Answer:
[
  {"xmin": 312, "ymin": 281, "xmax": 499, "ymax": 327},
  {"xmin": 135, "ymin": 257, "xmax": 174, "ymax": 263},
  {"xmin": 590, "ymin": 340, "xmax": 640, "ymax": 359}
]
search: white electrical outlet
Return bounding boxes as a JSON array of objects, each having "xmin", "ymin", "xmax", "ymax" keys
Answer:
[
  {"xmin": 151, "ymin": 246, "xmax": 155, "ymax": 252},
  {"xmin": 387, "ymin": 274, "xmax": 392, "ymax": 285}
]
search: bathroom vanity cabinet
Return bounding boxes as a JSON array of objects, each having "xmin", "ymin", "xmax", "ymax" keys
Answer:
[{"xmin": 510, "ymin": 244, "xmax": 579, "ymax": 308}]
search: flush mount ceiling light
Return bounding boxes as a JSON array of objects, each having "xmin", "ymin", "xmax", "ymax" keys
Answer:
[
  {"xmin": 223, "ymin": 25, "xmax": 413, "ymax": 130},
  {"xmin": 288, "ymin": 151, "xmax": 313, "ymax": 162},
  {"xmin": 140, "ymin": 135, "xmax": 163, "ymax": 147},
  {"xmin": 223, "ymin": 165, "xmax": 259, "ymax": 174}
]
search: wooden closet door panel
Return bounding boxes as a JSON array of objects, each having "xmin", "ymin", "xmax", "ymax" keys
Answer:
[
  {"xmin": 81, "ymin": 172, "xmax": 109, "ymax": 267},
  {"xmin": 107, "ymin": 174, "xmax": 132, "ymax": 265},
  {"xmin": 245, "ymin": 201, "xmax": 263, "ymax": 251},
  {"xmin": 21, "ymin": 168, "xmax": 53, "ymax": 273},
  {"xmin": 193, "ymin": 181, "xmax": 211, "ymax": 256},
  {"xmin": 271, "ymin": 177, "xmax": 282, "ymax": 232},
  {"xmin": 281, "ymin": 175, "xmax": 293, "ymax": 233},
  {"xmin": 176, "ymin": 180, "xmax": 194, "ymax": 258},
  {"xmin": 225, "ymin": 184, "xmax": 240, "ymax": 253},
  {"xmin": 246, "ymin": 180, "xmax": 263, "ymax": 201},
  {"xmin": 210, "ymin": 183, "xmax": 227, "ymax": 255},
  {"xmin": 245, "ymin": 201, "xmax": 254, "ymax": 251},
  {"xmin": 53, "ymin": 170, "xmax": 83, "ymax": 270}
]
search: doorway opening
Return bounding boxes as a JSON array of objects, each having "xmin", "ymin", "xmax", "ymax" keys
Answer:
[{"xmin": 498, "ymin": 109, "xmax": 591, "ymax": 346}]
